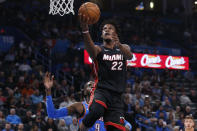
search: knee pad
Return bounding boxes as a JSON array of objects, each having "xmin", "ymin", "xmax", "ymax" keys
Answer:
[{"xmin": 82, "ymin": 101, "xmax": 105, "ymax": 127}]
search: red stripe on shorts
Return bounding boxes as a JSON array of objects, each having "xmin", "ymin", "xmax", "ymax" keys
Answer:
[
  {"xmin": 95, "ymin": 100, "xmax": 107, "ymax": 109},
  {"xmin": 105, "ymin": 122, "xmax": 126, "ymax": 131}
]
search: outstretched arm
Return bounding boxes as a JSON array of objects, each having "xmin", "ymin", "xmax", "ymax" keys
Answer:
[
  {"xmin": 44, "ymin": 72, "xmax": 84, "ymax": 118},
  {"xmin": 46, "ymin": 95, "xmax": 68, "ymax": 118},
  {"xmin": 78, "ymin": 14, "xmax": 101, "ymax": 59}
]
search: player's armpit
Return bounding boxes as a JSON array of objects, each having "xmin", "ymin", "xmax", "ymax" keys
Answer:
[{"xmin": 67, "ymin": 102, "xmax": 84, "ymax": 116}]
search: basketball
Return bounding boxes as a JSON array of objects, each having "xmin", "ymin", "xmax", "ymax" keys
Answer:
[{"xmin": 78, "ymin": 2, "xmax": 100, "ymax": 25}]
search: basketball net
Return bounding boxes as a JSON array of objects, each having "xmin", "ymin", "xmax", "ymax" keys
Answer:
[{"xmin": 49, "ymin": 0, "xmax": 75, "ymax": 16}]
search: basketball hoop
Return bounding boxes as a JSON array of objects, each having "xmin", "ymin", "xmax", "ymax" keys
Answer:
[{"xmin": 49, "ymin": 0, "xmax": 75, "ymax": 16}]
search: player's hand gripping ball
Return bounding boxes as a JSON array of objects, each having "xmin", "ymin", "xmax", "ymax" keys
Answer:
[{"xmin": 78, "ymin": 2, "xmax": 100, "ymax": 25}]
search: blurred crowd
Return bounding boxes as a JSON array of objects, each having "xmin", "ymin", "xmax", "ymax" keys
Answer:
[
  {"xmin": 0, "ymin": 41, "xmax": 197, "ymax": 131},
  {"xmin": 0, "ymin": 0, "xmax": 197, "ymax": 131},
  {"xmin": 123, "ymin": 68, "xmax": 197, "ymax": 130}
]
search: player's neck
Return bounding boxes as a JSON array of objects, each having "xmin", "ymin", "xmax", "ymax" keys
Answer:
[
  {"xmin": 185, "ymin": 128, "xmax": 194, "ymax": 131},
  {"xmin": 103, "ymin": 41, "xmax": 115, "ymax": 49}
]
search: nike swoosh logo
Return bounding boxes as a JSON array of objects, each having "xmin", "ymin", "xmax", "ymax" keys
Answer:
[{"xmin": 104, "ymin": 49, "xmax": 109, "ymax": 51}]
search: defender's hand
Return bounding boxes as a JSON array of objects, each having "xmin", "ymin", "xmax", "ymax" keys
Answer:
[{"xmin": 44, "ymin": 72, "xmax": 54, "ymax": 90}]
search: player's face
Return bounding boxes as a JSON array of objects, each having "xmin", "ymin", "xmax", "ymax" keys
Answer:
[
  {"xmin": 184, "ymin": 119, "xmax": 194, "ymax": 129},
  {"xmin": 84, "ymin": 81, "xmax": 94, "ymax": 96},
  {"xmin": 102, "ymin": 24, "xmax": 117, "ymax": 41}
]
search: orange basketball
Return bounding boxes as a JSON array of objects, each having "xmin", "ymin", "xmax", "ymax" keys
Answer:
[{"xmin": 78, "ymin": 2, "xmax": 100, "ymax": 25}]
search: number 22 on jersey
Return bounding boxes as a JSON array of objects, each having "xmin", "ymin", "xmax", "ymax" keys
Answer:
[{"xmin": 111, "ymin": 61, "xmax": 123, "ymax": 70}]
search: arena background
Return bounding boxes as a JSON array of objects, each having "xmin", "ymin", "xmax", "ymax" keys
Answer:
[{"xmin": 0, "ymin": 0, "xmax": 197, "ymax": 130}]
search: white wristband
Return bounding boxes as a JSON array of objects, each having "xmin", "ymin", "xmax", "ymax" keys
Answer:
[{"xmin": 82, "ymin": 30, "xmax": 89, "ymax": 34}]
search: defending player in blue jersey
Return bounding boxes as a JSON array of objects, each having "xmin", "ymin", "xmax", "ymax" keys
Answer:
[{"xmin": 44, "ymin": 72, "xmax": 132, "ymax": 131}]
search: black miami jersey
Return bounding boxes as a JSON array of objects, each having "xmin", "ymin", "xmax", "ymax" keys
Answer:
[{"xmin": 93, "ymin": 45, "xmax": 127, "ymax": 93}]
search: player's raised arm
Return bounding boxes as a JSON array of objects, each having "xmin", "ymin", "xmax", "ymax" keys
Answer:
[
  {"xmin": 44, "ymin": 72, "xmax": 84, "ymax": 118},
  {"xmin": 78, "ymin": 14, "xmax": 101, "ymax": 60}
]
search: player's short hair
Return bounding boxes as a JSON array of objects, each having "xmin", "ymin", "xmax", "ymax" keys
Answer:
[
  {"xmin": 100, "ymin": 19, "xmax": 121, "ymax": 36},
  {"xmin": 184, "ymin": 115, "xmax": 195, "ymax": 128},
  {"xmin": 84, "ymin": 81, "xmax": 95, "ymax": 89},
  {"xmin": 184, "ymin": 115, "xmax": 194, "ymax": 121}
]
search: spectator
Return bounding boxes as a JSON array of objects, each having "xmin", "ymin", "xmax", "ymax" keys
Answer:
[
  {"xmin": 21, "ymin": 86, "xmax": 34, "ymax": 97},
  {"xmin": 167, "ymin": 120, "xmax": 177, "ymax": 131},
  {"xmin": 132, "ymin": 91, "xmax": 144, "ymax": 107},
  {"xmin": 17, "ymin": 123, "xmax": 24, "ymax": 131},
  {"xmin": 69, "ymin": 117, "xmax": 78, "ymax": 131},
  {"xmin": 175, "ymin": 106, "xmax": 181, "ymax": 120},
  {"xmin": 162, "ymin": 89, "xmax": 171, "ymax": 102},
  {"xmin": 144, "ymin": 96, "xmax": 152, "ymax": 112},
  {"xmin": 6, "ymin": 108, "xmax": 21, "ymax": 125},
  {"xmin": 124, "ymin": 93, "xmax": 133, "ymax": 114},
  {"xmin": 180, "ymin": 91, "xmax": 192, "ymax": 105},
  {"xmin": 155, "ymin": 106, "xmax": 167, "ymax": 121},
  {"xmin": 21, "ymin": 110, "xmax": 34, "ymax": 125},
  {"xmin": 0, "ymin": 71, "xmax": 5, "ymax": 87},
  {"xmin": 0, "ymin": 111, "xmax": 6, "ymax": 129},
  {"xmin": 30, "ymin": 124, "xmax": 40, "ymax": 131},
  {"xmin": 63, "ymin": 116, "xmax": 73, "ymax": 127},
  {"xmin": 176, "ymin": 112, "xmax": 185, "ymax": 130},
  {"xmin": 2, "ymin": 123, "xmax": 14, "ymax": 131},
  {"xmin": 59, "ymin": 95, "xmax": 72, "ymax": 108},
  {"xmin": 34, "ymin": 116, "xmax": 45, "ymax": 131},
  {"xmin": 184, "ymin": 106, "xmax": 193, "ymax": 116},
  {"xmin": 16, "ymin": 76, "xmax": 27, "ymax": 90},
  {"xmin": 123, "ymin": 93, "xmax": 133, "ymax": 125},
  {"xmin": 166, "ymin": 110, "xmax": 175, "ymax": 124},
  {"xmin": 153, "ymin": 100, "xmax": 161, "ymax": 112},
  {"xmin": 4, "ymin": 50, "xmax": 16, "ymax": 62},
  {"xmin": 189, "ymin": 89, "xmax": 197, "ymax": 103},
  {"xmin": 171, "ymin": 95, "xmax": 179, "ymax": 108},
  {"xmin": 18, "ymin": 61, "xmax": 32, "ymax": 72},
  {"xmin": 31, "ymin": 89, "xmax": 43, "ymax": 104},
  {"xmin": 52, "ymin": 84, "xmax": 65, "ymax": 98},
  {"xmin": 57, "ymin": 119, "xmax": 69, "ymax": 131},
  {"xmin": 0, "ymin": 89, "xmax": 6, "ymax": 108},
  {"xmin": 61, "ymin": 79, "xmax": 70, "ymax": 94},
  {"xmin": 152, "ymin": 82, "xmax": 161, "ymax": 99},
  {"xmin": 156, "ymin": 119, "xmax": 170, "ymax": 131},
  {"xmin": 13, "ymin": 87, "xmax": 21, "ymax": 100},
  {"xmin": 44, "ymin": 118, "xmax": 57, "ymax": 131},
  {"xmin": 184, "ymin": 70, "xmax": 194, "ymax": 81},
  {"xmin": 162, "ymin": 97, "xmax": 173, "ymax": 112},
  {"xmin": 16, "ymin": 96, "xmax": 28, "ymax": 110}
]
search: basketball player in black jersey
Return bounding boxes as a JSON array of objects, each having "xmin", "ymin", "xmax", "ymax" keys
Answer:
[{"xmin": 78, "ymin": 14, "xmax": 133, "ymax": 131}]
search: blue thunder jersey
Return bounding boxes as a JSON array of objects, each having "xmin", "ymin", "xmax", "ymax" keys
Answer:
[{"xmin": 78, "ymin": 101, "xmax": 106, "ymax": 131}]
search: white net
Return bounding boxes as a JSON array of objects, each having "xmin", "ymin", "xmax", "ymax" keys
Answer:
[{"xmin": 49, "ymin": 0, "xmax": 75, "ymax": 16}]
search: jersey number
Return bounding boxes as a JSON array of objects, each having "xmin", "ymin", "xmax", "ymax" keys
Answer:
[
  {"xmin": 95, "ymin": 123, "xmax": 100, "ymax": 131},
  {"xmin": 111, "ymin": 61, "xmax": 123, "ymax": 70}
]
